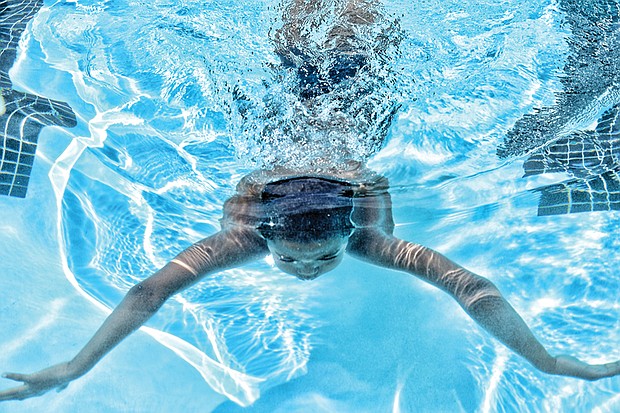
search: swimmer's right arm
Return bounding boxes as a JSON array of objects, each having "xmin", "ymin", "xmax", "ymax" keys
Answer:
[
  {"xmin": 347, "ymin": 231, "xmax": 620, "ymax": 381},
  {"xmin": 0, "ymin": 228, "xmax": 268, "ymax": 402}
]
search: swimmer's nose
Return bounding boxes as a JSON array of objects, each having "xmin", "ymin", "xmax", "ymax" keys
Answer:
[{"xmin": 296, "ymin": 264, "xmax": 320, "ymax": 278}]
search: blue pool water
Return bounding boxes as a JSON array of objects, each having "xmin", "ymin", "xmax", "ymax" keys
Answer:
[{"xmin": 1, "ymin": 0, "xmax": 619, "ymax": 412}]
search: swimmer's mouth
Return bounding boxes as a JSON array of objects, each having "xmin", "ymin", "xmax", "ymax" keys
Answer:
[{"xmin": 296, "ymin": 273, "xmax": 320, "ymax": 281}]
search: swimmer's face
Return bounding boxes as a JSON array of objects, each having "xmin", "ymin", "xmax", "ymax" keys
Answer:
[{"xmin": 267, "ymin": 236, "xmax": 347, "ymax": 280}]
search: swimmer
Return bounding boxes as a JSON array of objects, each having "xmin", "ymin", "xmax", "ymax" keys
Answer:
[
  {"xmin": 2, "ymin": 0, "xmax": 620, "ymax": 403},
  {"xmin": 2, "ymin": 162, "xmax": 619, "ymax": 401}
]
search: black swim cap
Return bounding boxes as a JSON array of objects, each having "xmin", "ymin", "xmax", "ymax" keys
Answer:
[{"xmin": 258, "ymin": 177, "xmax": 355, "ymax": 242}]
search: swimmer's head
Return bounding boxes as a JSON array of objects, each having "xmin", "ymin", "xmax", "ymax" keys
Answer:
[
  {"xmin": 266, "ymin": 235, "xmax": 348, "ymax": 280},
  {"xmin": 258, "ymin": 207, "xmax": 354, "ymax": 280},
  {"xmin": 256, "ymin": 177, "xmax": 356, "ymax": 279}
]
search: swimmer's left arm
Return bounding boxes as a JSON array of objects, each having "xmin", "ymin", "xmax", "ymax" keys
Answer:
[
  {"xmin": 0, "ymin": 228, "xmax": 268, "ymax": 402},
  {"xmin": 347, "ymin": 231, "xmax": 620, "ymax": 381}
]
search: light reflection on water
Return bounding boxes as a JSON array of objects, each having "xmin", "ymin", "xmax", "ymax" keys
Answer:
[{"xmin": 11, "ymin": 0, "xmax": 619, "ymax": 410}]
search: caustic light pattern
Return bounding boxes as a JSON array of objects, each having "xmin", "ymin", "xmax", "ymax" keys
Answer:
[{"xmin": 0, "ymin": 0, "xmax": 76, "ymax": 198}]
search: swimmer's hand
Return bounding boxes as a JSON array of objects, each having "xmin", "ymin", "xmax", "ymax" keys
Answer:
[
  {"xmin": 0, "ymin": 362, "xmax": 76, "ymax": 401},
  {"xmin": 550, "ymin": 355, "xmax": 620, "ymax": 381}
]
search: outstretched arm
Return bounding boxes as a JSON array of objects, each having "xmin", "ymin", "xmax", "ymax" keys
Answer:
[
  {"xmin": 347, "ymin": 231, "xmax": 620, "ymax": 380},
  {"xmin": 0, "ymin": 228, "xmax": 268, "ymax": 401}
]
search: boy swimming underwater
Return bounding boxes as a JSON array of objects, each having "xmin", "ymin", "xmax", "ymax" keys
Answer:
[{"xmin": 1, "ymin": 0, "xmax": 620, "ymax": 403}]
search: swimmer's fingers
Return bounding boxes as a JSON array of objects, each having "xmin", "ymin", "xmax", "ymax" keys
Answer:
[
  {"xmin": 554, "ymin": 355, "xmax": 620, "ymax": 381},
  {"xmin": 0, "ymin": 383, "xmax": 31, "ymax": 401},
  {"xmin": 2, "ymin": 372, "xmax": 28, "ymax": 382},
  {"xmin": 0, "ymin": 374, "xmax": 41, "ymax": 401},
  {"xmin": 0, "ymin": 364, "xmax": 74, "ymax": 401}
]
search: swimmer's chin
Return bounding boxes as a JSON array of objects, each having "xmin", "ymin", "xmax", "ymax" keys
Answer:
[
  {"xmin": 279, "ymin": 267, "xmax": 332, "ymax": 281},
  {"xmin": 294, "ymin": 273, "xmax": 323, "ymax": 281}
]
